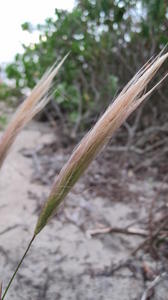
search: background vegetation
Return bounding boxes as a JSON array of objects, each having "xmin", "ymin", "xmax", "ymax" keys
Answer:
[{"xmin": 3, "ymin": 0, "xmax": 168, "ymax": 140}]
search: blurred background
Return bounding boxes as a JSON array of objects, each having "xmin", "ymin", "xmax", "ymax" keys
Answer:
[
  {"xmin": 1, "ymin": 1, "xmax": 168, "ymax": 299},
  {"xmin": 1, "ymin": 0, "xmax": 168, "ymax": 143}
]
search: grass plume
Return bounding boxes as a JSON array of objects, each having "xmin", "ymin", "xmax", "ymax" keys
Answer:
[
  {"xmin": 35, "ymin": 52, "xmax": 168, "ymax": 235},
  {"xmin": 0, "ymin": 54, "xmax": 68, "ymax": 169}
]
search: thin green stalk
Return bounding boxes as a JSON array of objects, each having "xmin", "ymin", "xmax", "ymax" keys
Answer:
[
  {"xmin": 2, "ymin": 235, "xmax": 36, "ymax": 300},
  {"xmin": 0, "ymin": 282, "xmax": 2, "ymax": 300}
]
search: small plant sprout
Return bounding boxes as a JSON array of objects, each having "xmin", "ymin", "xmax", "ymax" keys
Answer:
[{"xmin": 1, "ymin": 51, "xmax": 168, "ymax": 299}]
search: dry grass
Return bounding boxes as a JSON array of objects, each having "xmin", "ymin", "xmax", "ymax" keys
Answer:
[
  {"xmin": 0, "ymin": 54, "xmax": 68, "ymax": 169},
  {"xmin": 35, "ymin": 52, "xmax": 168, "ymax": 235}
]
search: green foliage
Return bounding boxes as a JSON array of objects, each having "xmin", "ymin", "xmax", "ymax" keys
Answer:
[
  {"xmin": 54, "ymin": 83, "xmax": 81, "ymax": 123},
  {"xmin": 21, "ymin": 22, "xmax": 33, "ymax": 32},
  {"xmin": 0, "ymin": 83, "xmax": 21, "ymax": 103},
  {"xmin": 0, "ymin": 115, "xmax": 7, "ymax": 129},
  {"xmin": 0, "ymin": 83, "xmax": 11, "ymax": 100},
  {"xmin": 5, "ymin": 0, "xmax": 168, "ymax": 132}
]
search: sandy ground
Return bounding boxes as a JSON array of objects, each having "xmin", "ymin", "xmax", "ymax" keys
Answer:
[{"xmin": 0, "ymin": 120, "xmax": 167, "ymax": 300}]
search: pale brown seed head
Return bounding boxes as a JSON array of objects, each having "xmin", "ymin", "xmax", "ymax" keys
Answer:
[
  {"xmin": 0, "ymin": 54, "xmax": 68, "ymax": 169},
  {"xmin": 34, "ymin": 52, "xmax": 168, "ymax": 235}
]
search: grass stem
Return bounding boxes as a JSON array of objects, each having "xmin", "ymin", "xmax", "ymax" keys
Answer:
[{"xmin": 2, "ymin": 235, "xmax": 36, "ymax": 300}]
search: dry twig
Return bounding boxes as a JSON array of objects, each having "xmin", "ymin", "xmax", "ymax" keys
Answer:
[
  {"xmin": 86, "ymin": 226, "xmax": 148, "ymax": 238},
  {"xmin": 141, "ymin": 272, "xmax": 168, "ymax": 300}
]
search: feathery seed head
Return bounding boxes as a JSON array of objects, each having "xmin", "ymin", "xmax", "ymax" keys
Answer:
[
  {"xmin": 34, "ymin": 52, "xmax": 168, "ymax": 235},
  {"xmin": 0, "ymin": 54, "xmax": 68, "ymax": 169}
]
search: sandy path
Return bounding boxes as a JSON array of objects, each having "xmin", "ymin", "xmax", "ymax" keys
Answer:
[{"xmin": 0, "ymin": 122, "xmax": 167, "ymax": 300}]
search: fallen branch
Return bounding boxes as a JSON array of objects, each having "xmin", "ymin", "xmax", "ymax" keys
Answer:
[
  {"xmin": 132, "ymin": 216, "xmax": 168, "ymax": 255},
  {"xmin": 92, "ymin": 258, "xmax": 138, "ymax": 277},
  {"xmin": 86, "ymin": 226, "xmax": 148, "ymax": 238},
  {"xmin": 141, "ymin": 272, "xmax": 168, "ymax": 300}
]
